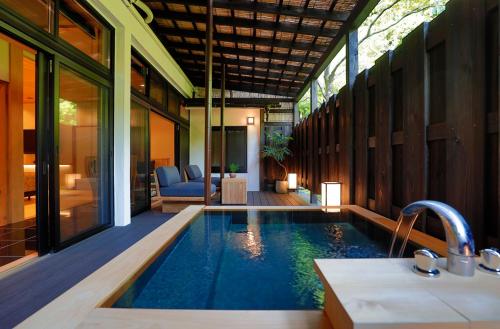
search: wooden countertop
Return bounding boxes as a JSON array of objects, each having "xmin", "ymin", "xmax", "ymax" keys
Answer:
[{"xmin": 315, "ymin": 258, "xmax": 500, "ymax": 329}]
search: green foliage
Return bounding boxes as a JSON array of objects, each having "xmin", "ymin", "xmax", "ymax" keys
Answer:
[
  {"xmin": 262, "ymin": 131, "xmax": 293, "ymax": 180},
  {"xmin": 298, "ymin": 91, "xmax": 311, "ymax": 119},
  {"xmin": 229, "ymin": 163, "xmax": 239, "ymax": 173},
  {"xmin": 318, "ymin": 0, "xmax": 448, "ymax": 100}
]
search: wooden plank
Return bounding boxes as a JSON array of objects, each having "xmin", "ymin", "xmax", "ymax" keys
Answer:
[
  {"xmin": 402, "ymin": 24, "xmax": 428, "ymax": 206},
  {"xmin": 427, "ymin": 123, "xmax": 448, "ymax": 141},
  {"xmin": 307, "ymin": 115, "xmax": 313, "ymax": 190},
  {"xmin": 79, "ymin": 308, "xmax": 333, "ymax": 329},
  {"xmin": 316, "ymin": 257, "xmax": 500, "ymax": 329},
  {"xmin": 327, "ymin": 96, "xmax": 336, "ymax": 181},
  {"xmin": 312, "ymin": 110, "xmax": 320, "ymax": 194},
  {"xmin": 426, "ymin": 11, "xmax": 446, "ymax": 50},
  {"xmin": 391, "ymin": 131, "xmax": 404, "ymax": 145},
  {"xmin": 343, "ymin": 29, "xmax": 358, "ymax": 204},
  {"xmin": 445, "ymin": 0, "xmax": 486, "ymax": 247},
  {"xmin": 338, "ymin": 87, "xmax": 353, "ymax": 204},
  {"xmin": 320, "ymin": 106, "xmax": 328, "ymax": 184},
  {"xmin": 353, "ymin": 71, "xmax": 369, "ymax": 208},
  {"xmin": 374, "ymin": 52, "xmax": 393, "ymax": 217}
]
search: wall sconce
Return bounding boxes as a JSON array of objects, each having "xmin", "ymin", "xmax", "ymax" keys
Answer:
[
  {"xmin": 321, "ymin": 182, "xmax": 341, "ymax": 207},
  {"xmin": 247, "ymin": 116, "xmax": 255, "ymax": 125},
  {"xmin": 288, "ymin": 173, "xmax": 297, "ymax": 190}
]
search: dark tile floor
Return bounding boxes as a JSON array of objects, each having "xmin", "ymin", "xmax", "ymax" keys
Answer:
[
  {"xmin": 0, "ymin": 209, "xmax": 173, "ymax": 328},
  {"xmin": 0, "ymin": 218, "xmax": 37, "ymax": 266}
]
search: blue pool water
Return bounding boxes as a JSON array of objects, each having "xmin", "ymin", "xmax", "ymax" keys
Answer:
[{"xmin": 113, "ymin": 210, "xmax": 399, "ymax": 310}]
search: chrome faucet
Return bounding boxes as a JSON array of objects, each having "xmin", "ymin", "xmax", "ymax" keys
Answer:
[{"xmin": 389, "ymin": 200, "xmax": 476, "ymax": 277}]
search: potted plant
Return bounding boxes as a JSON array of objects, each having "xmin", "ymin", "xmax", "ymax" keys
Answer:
[
  {"xmin": 262, "ymin": 131, "xmax": 292, "ymax": 194},
  {"xmin": 228, "ymin": 163, "xmax": 239, "ymax": 178}
]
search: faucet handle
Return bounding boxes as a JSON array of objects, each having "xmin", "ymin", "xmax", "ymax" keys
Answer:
[
  {"xmin": 478, "ymin": 248, "xmax": 500, "ymax": 275},
  {"xmin": 412, "ymin": 249, "xmax": 440, "ymax": 278}
]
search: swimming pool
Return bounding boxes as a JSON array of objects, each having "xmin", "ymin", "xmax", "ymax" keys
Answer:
[{"xmin": 113, "ymin": 209, "xmax": 409, "ymax": 310}]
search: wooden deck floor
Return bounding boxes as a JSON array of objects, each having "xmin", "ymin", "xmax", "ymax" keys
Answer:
[{"xmin": 247, "ymin": 191, "xmax": 309, "ymax": 206}]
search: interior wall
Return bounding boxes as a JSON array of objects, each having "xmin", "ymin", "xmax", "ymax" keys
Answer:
[
  {"xmin": 150, "ymin": 111, "xmax": 175, "ymax": 167},
  {"xmin": 189, "ymin": 107, "xmax": 260, "ymax": 191}
]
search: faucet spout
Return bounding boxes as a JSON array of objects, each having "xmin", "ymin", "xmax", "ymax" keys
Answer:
[{"xmin": 389, "ymin": 200, "xmax": 476, "ymax": 276}]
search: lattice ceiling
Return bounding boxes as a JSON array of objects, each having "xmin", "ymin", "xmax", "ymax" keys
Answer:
[{"xmin": 143, "ymin": 0, "xmax": 364, "ymax": 97}]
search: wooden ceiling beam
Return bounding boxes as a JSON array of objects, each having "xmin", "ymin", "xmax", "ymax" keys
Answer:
[
  {"xmin": 190, "ymin": 78, "xmax": 299, "ymax": 96},
  {"xmin": 147, "ymin": 0, "xmax": 349, "ymax": 22},
  {"xmin": 158, "ymin": 27, "xmax": 327, "ymax": 52},
  {"xmin": 166, "ymin": 42, "xmax": 320, "ymax": 63},
  {"xmin": 173, "ymin": 53, "xmax": 312, "ymax": 73},
  {"xmin": 153, "ymin": 10, "xmax": 339, "ymax": 37},
  {"xmin": 189, "ymin": 73, "xmax": 303, "ymax": 88},
  {"xmin": 185, "ymin": 97, "xmax": 294, "ymax": 107},
  {"xmin": 183, "ymin": 65, "xmax": 305, "ymax": 81}
]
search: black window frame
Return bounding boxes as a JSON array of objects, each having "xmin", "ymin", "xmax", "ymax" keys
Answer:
[{"xmin": 0, "ymin": 0, "xmax": 115, "ymax": 252}]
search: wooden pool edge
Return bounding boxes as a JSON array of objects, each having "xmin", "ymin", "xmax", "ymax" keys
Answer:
[{"xmin": 15, "ymin": 205, "xmax": 447, "ymax": 329}]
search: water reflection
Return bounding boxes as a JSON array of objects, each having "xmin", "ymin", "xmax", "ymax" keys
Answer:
[{"xmin": 243, "ymin": 225, "xmax": 263, "ymax": 259}]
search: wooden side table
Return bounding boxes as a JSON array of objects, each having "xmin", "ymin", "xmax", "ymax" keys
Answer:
[{"xmin": 221, "ymin": 178, "xmax": 247, "ymax": 204}]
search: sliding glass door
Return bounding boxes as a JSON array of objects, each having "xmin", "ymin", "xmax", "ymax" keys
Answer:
[
  {"xmin": 55, "ymin": 62, "xmax": 111, "ymax": 245},
  {"xmin": 130, "ymin": 100, "xmax": 149, "ymax": 215}
]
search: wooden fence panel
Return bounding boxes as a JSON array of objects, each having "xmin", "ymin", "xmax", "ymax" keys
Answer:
[
  {"xmin": 445, "ymin": 0, "xmax": 486, "ymax": 246},
  {"xmin": 288, "ymin": 0, "xmax": 499, "ymax": 248},
  {"xmin": 312, "ymin": 110, "xmax": 320, "ymax": 194},
  {"xmin": 485, "ymin": 0, "xmax": 499, "ymax": 247},
  {"xmin": 338, "ymin": 87, "xmax": 353, "ymax": 204},
  {"xmin": 374, "ymin": 52, "xmax": 393, "ymax": 217},
  {"xmin": 307, "ymin": 115, "xmax": 313, "ymax": 190},
  {"xmin": 354, "ymin": 71, "xmax": 369, "ymax": 207},
  {"xmin": 320, "ymin": 105, "xmax": 328, "ymax": 185},
  {"xmin": 402, "ymin": 24, "xmax": 428, "ymax": 208},
  {"xmin": 327, "ymin": 96, "xmax": 337, "ymax": 182}
]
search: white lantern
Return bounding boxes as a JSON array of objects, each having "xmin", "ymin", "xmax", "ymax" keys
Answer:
[
  {"xmin": 288, "ymin": 173, "xmax": 297, "ymax": 190},
  {"xmin": 321, "ymin": 182, "xmax": 341, "ymax": 207}
]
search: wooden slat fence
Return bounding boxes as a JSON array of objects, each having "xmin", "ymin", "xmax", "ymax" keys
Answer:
[{"xmin": 290, "ymin": 0, "xmax": 499, "ymax": 248}]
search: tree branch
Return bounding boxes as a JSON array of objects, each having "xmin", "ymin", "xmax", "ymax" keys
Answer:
[
  {"xmin": 366, "ymin": 0, "xmax": 401, "ymax": 37},
  {"xmin": 359, "ymin": 5, "xmax": 434, "ymax": 45}
]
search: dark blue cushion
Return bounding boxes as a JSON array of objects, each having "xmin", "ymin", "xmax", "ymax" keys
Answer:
[
  {"xmin": 185, "ymin": 165, "xmax": 203, "ymax": 180},
  {"xmin": 159, "ymin": 182, "xmax": 216, "ymax": 197},
  {"xmin": 192, "ymin": 176, "xmax": 220, "ymax": 187},
  {"xmin": 156, "ymin": 166, "xmax": 181, "ymax": 187}
]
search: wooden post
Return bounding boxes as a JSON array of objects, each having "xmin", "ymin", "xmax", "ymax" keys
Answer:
[
  {"xmin": 293, "ymin": 102, "xmax": 299, "ymax": 125},
  {"xmin": 220, "ymin": 63, "xmax": 225, "ymax": 180},
  {"xmin": 310, "ymin": 80, "xmax": 318, "ymax": 112},
  {"xmin": 204, "ymin": 0, "xmax": 213, "ymax": 205}
]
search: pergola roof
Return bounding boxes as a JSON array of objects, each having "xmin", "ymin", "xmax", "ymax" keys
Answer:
[{"xmin": 143, "ymin": 0, "xmax": 369, "ymax": 97}]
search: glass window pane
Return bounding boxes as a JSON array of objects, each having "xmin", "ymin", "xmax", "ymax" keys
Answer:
[
  {"xmin": 0, "ymin": 0, "xmax": 54, "ymax": 32},
  {"xmin": 130, "ymin": 101, "xmax": 149, "ymax": 214},
  {"xmin": 0, "ymin": 34, "xmax": 39, "ymax": 267},
  {"xmin": 211, "ymin": 128, "xmax": 221, "ymax": 171},
  {"xmin": 131, "ymin": 55, "xmax": 146, "ymax": 94},
  {"xmin": 150, "ymin": 111, "xmax": 175, "ymax": 168},
  {"xmin": 58, "ymin": 66, "xmax": 107, "ymax": 242},
  {"xmin": 58, "ymin": 0, "xmax": 110, "ymax": 68},
  {"xmin": 226, "ymin": 127, "xmax": 247, "ymax": 172},
  {"xmin": 149, "ymin": 70, "xmax": 165, "ymax": 107},
  {"xmin": 167, "ymin": 87, "xmax": 179, "ymax": 115}
]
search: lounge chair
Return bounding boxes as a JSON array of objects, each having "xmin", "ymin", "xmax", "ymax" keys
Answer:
[
  {"xmin": 184, "ymin": 164, "xmax": 221, "ymax": 187},
  {"xmin": 155, "ymin": 166, "xmax": 216, "ymax": 212}
]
